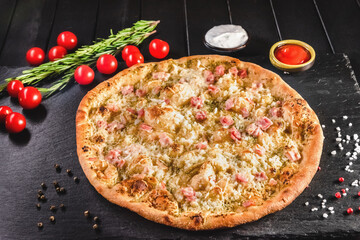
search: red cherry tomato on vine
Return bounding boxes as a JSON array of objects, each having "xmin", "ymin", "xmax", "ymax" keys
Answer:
[
  {"xmin": 126, "ymin": 52, "xmax": 144, "ymax": 67},
  {"xmin": 26, "ymin": 47, "xmax": 45, "ymax": 66},
  {"xmin": 0, "ymin": 106, "xmax": 12, "ymax": 123},
  {"xmin": 7, "ymin": 80, "xmax": 24, "ymax": 98},
  {"xmin": 57, "ymin": 31, "xmax": 78, "ymax": 50},
  {"xmin": 122, "ymin": 45, "xmax": 140, "ymax": 61},
  {"xmin": 18, "ymin": 87, "xmax": 42, "ymax": 110},
  {"xmin": 149, "ymin": 39, "xmax": 169, "ymax": 59},
  {"xmin": 48, "ymin": 46, "xmax": 67, "ymax": 61},
  {"xmin": 96, "ymin": 54, "xmax": 118, "ymax": 74},
  {"xmin": 74, "ymin": 65, "xmax": 94, "ymax": 85},
  {"xmin": 5, "ymin": 112, "xmax": 26, "ymax": 133}
]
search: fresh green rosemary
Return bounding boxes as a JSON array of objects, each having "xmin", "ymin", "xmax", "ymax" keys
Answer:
[{"xmin": 0, "ymin": 20, "xmax": 159, "ymax": 96}]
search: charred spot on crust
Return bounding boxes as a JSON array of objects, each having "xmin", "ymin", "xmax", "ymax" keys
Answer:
[
  {"xmin": 190, "ymin": 213, "xmax": 204, "ymax": 226},
  {"xmin": 147, "ymin": 190, "xmax": 178, "ymax": 213},
  {"xmin": 163, "ymin": 216, "xmax": 172, "ymax": 224},
  {"xmin": 93, "ymin": 135, "xmax": 104, "ymax": 143},
  {"xmin": 107, "ymin": 82, "xmax": 110, "ymax": 87},
  {"xmin": 82, "ymin": 146, "xmax": 90, "ymax": 152},
  {"xmin": 99, "ymin": 106, "xmax": 106, "ymax": 113}
]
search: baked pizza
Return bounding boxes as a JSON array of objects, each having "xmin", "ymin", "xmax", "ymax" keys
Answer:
[{"xmin": 76, "ymin": 55, "xmax": 323, "ymax": 230}]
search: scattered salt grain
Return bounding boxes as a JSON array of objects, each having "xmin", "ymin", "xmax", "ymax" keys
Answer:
[
  {"xmin": 349, "ymin": 123, "xmax": 352, "ymax": 127},
  {"xmin": 318, "ymin": 194, "xmax": 323, "ymax": 199},
  {"xmin": 331, "ymin": 150, "xmax": 337, "ymax": 155},
  {"xmin": 311, "ymin": 208, "xmax": 318, "ymax": 212},
  {"xmin": 343, "ymin": 116, "xmax": 348, "ymax": 120},
  {"xmin": 304, "ymin": 202, "xmax": 309, "ymax": 206},
  {"xmin": 332, "ymin": 119, "xmax": 336, "ymax": 123},
  {"xmin": 323, "ymin": 213, "xmax": 328, "ymax": 218}
]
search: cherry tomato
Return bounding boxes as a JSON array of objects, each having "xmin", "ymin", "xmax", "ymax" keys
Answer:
[
  {"xmin": 74, "ymin": 65, "xmax": 94, "ymax": 85},
  {"xmin": 126, "ymin": 52, "xmax": 144, "ymax": 67},
  {"xmin": 5, "ymin": 112, "xmax": 26, "ymax": 133},
  {"xmin": 0, "ymin": 106, "xmax": 12, "ymax": 123},
  {"xmin": 149, "ymin": 39, "xmax": 169, "ymax": 59},
  {"xmin": 48, "ymin": 46, "xmax": 67, "ymax": 61},
  {"xmin": 26, "ymin": 47, "xmax": 45, "ymax": 66},
  {"xmin": 96, "ymin": 54, "xmax": 118, "ymax": 74},
  {"xmin": 7, "ymin": 80, "xmax": 24, "ymax": 98},
  {"xmin": 122, "ymin": 45, "xmax": 140, "ymax": 61},
  {"xmin": 18, "ymin": 87, "xmax": 42, "ymax": 109},
  {"xmin": 57, "ymin": 31, "xmax": 78, "ymax": 50}
]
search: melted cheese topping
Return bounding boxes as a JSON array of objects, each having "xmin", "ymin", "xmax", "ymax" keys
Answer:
[{"xmin": 87, "ymin": 61, "xmax": 301, "ymax": 214}]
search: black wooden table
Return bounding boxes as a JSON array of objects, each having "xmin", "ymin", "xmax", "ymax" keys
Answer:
[{"xmin": 1, "ymin": 1, "xmax": 360, "ymax": 239}]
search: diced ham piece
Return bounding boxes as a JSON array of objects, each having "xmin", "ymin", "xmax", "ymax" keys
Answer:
[
  {"xmin": 114, "ymin": 159, "xmax": 125, "ymax": 168},
  {"xmin": 105, "ymin": 149, "xmax": 122, "ymax": 161},
  {"xmin": 229, "ymin": 67, "xmax": 238, "ymax": 76},
  {"xmin": 269, "ymin": 107, "xmax": 282, "ymax": 118},
  {"xmin": 246, "ymin": 123, "xmax": 263, "ymax": 137},
  {"xmin": 127, "ymin": 108, "xmax": 137, "ymax": 115},
  {"xmin": 254, "ymin": 144, "xmax": 265, "ymax": 156},
  {"xmin": 121, "ymin": 85, "xmax": 134, "ymax": 95},
  {"xmin": 164, "ymin": 98, "xmax": 170, "ymax": 104},
  {"xmin": 196, "ymin": 141, "xmax": 208, "ymax": 150},
  {"xmin": 235, "ymin": 173, "xmax": 248, "ymax": 184},
  {"xmin": 195, "ymin": 111, "xmax": 207, "ymax": 121},
  {"xmin": 152, "ymin": 71, "xmax": 170, "ymax": 81},
  {"xmin": 240, "ymin": 108, "xmax": 249, "ymax": 118},
  {"xmin": 139, "ymin": 123, "xmax": 153, "ymax": 132},
  {"xmin": 135, "ymin": 89, "xmax": 146, "ymax": 97},
  {"xmin": 229, "ymin": 127, "xmax": 241, "ymax": 141},
  {"xmin": 203, "ymin": 70, "xmax": 215, "ymax": 84},
  {"xmin": 181, "ymin": 187, "xmax": 196, "ymax": 202},
  {"xmin": 96, "ymin": 120, "xmax": 107, "ymax": 129},
  {"xmin": 269, "ymin": 178, "xmax": 277, "ymax": 186},
  {"xmin": 256, "ymin": 117, "xmax": 273, "ymax": 131},
  {"xmin": 208, "ymin": 85, "xmax": 219, "ymax": 94},
  {"xmin": 160, "ymin": 181, "xmax": 166, "ymax": 190},
  {"xmin": 239, "ymin": 69, "xmax": 247, "ymax": 78},
  {"xmin": 106, "ymin": 121, "xmax": 125, "ymax": 132},
  {"xmin": 285, "ymin": 149, "xmax": 301, "ymax": 161},
  {"xmin": 159, "ymin": 133, "xmax": 173, "ymax": 147},
  {"xmin": 190, "ymin": 96, "xmax": 204, "ymax": 109},
  {"xmin": 215, "ymin": 65, "xmax": 225, "ymax": 76},
  {"xmin": 137, "ymin": 108, "xmax": 145, "ymax": 118},
  {"xmin": 254, "ymin": 172, "xmax": 268, "ymax": 181},
  {"xmin": 242, "ymin": 200, "xmax": 255, "ymax": 208},
  {"xmin": 106, "ymin": 103, "xmax": 120, "ymax": 112},
  {"xmin": 220, "ymin": 116, "xmax": 234, "ymax": 127},
  {"xmin": 225, "ymin": 98, "xmax": 234, "ymax": 110},
  {"xmin": 152, "ymin": 86, "xmax": 162, "ymax": 95}
]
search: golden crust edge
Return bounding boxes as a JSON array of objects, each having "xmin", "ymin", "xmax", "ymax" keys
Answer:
[{"xmin": 76, "ymin": 55, "xmax": 324, "ymax": 230}]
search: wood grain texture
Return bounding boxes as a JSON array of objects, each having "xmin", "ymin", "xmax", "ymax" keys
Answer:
[
  {"xmin": 0, "ymin": 0, "xmax": 57, "ymax": 66},
  {"xmin": 0, "ymin": 54, "xmax": 359, "ymax": 239}
]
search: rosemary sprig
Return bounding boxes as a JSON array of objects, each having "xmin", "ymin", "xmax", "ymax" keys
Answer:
[{"xmin": 0, "ymin": 20, "xmax": 159, "ymax": 96}]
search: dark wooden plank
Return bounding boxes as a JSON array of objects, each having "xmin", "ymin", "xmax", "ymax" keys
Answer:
[
  {"xmin": 0, "ymin": 0, "xmax": 57, "ymax": 66},
  {"xmin": 46, "ymin": 0, "xmax": 99, "ymax": 53},
  {"xmin": 186, "ymin": 0, "xmax": 231, "ymax": 55},
  {"xmin": 272, "ymin": 0, "xmax": 332, "ymax": 52},
  {"xmin": 316, "ymin": 0, "xmax": 360, "ymax": 80},
  {"xmin": 229, "ymin": 0, "xmax": 279, "ymax": 57},
  {"xmin": 140, "ymin": 0, "xmax": 187, "ymax": 60},
  {"xmin": 95, "ymin": 0, "xmax": 140, "ymax": 39},
  {"xmin": 0, "ymin": 0, "xmax": 17, "ymax": 55},
  {"xmin": 1, "ymin": 54, "xmax": 360, "ymax": 239}
]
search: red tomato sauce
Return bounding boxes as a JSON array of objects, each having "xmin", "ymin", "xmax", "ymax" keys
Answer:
[{"xmin": 274, "ymin": 44, "xmax": 311, "ymax": 65}]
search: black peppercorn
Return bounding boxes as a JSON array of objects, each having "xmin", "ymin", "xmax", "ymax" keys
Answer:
[
  {"xmin": 40, "ymin": 195, "xmax": 46, "ymax": 201},
  {"xmin": 49, "ymin": 216, "xmax": 55, "ymax": 222},
  {"xmin": 93, "ymin": 216, "xmax": 99, "ymax": 222},
  {"xmin": 53, "ymin": 181, "xmax": 59, "ymax": 187},
  {"xmin": 59, "ymin": 203, "xmax": 65, "ymax": 209},
  {"xmin": 50, "ymin": 205, "xmax": 56, "ymax": 211},
  {"xmin": 38, "ymin": 190, "xmax": 43, "ymax": 195},
  {"xmin": 60, "ymin": 187, "xmax": 65, "ymax": 193},
  {"xmin": 54, "ymin": 164, "xmax": 61, "ymax": 172},
  {"xmin": 56, "ymin": 187, "xmax": 60, "ymax": 193},
  {"xmin": 36, "ymin": 203, "xmax": 41, "ymax": 209},
  {"xmin": 84, "ymin": 210, "xmax": 90, "ymax": 217},
  {"xmin": 74, "ymin": 177, "xmax": 79, "ymax": 183},
  {"xmin": 41, "ymin": 183, "xmax": 47, "ymax": 189},
  {"xmin": 66, "ymin": 169, "xmax": 72, "ymax": 176},
  {"xmin": 37, "ymin": 222, "xmax": 43, "ymax": 228},
  {"xmin": 93, "ymin": 224, "xmax": 99, "ymax": 230}
]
